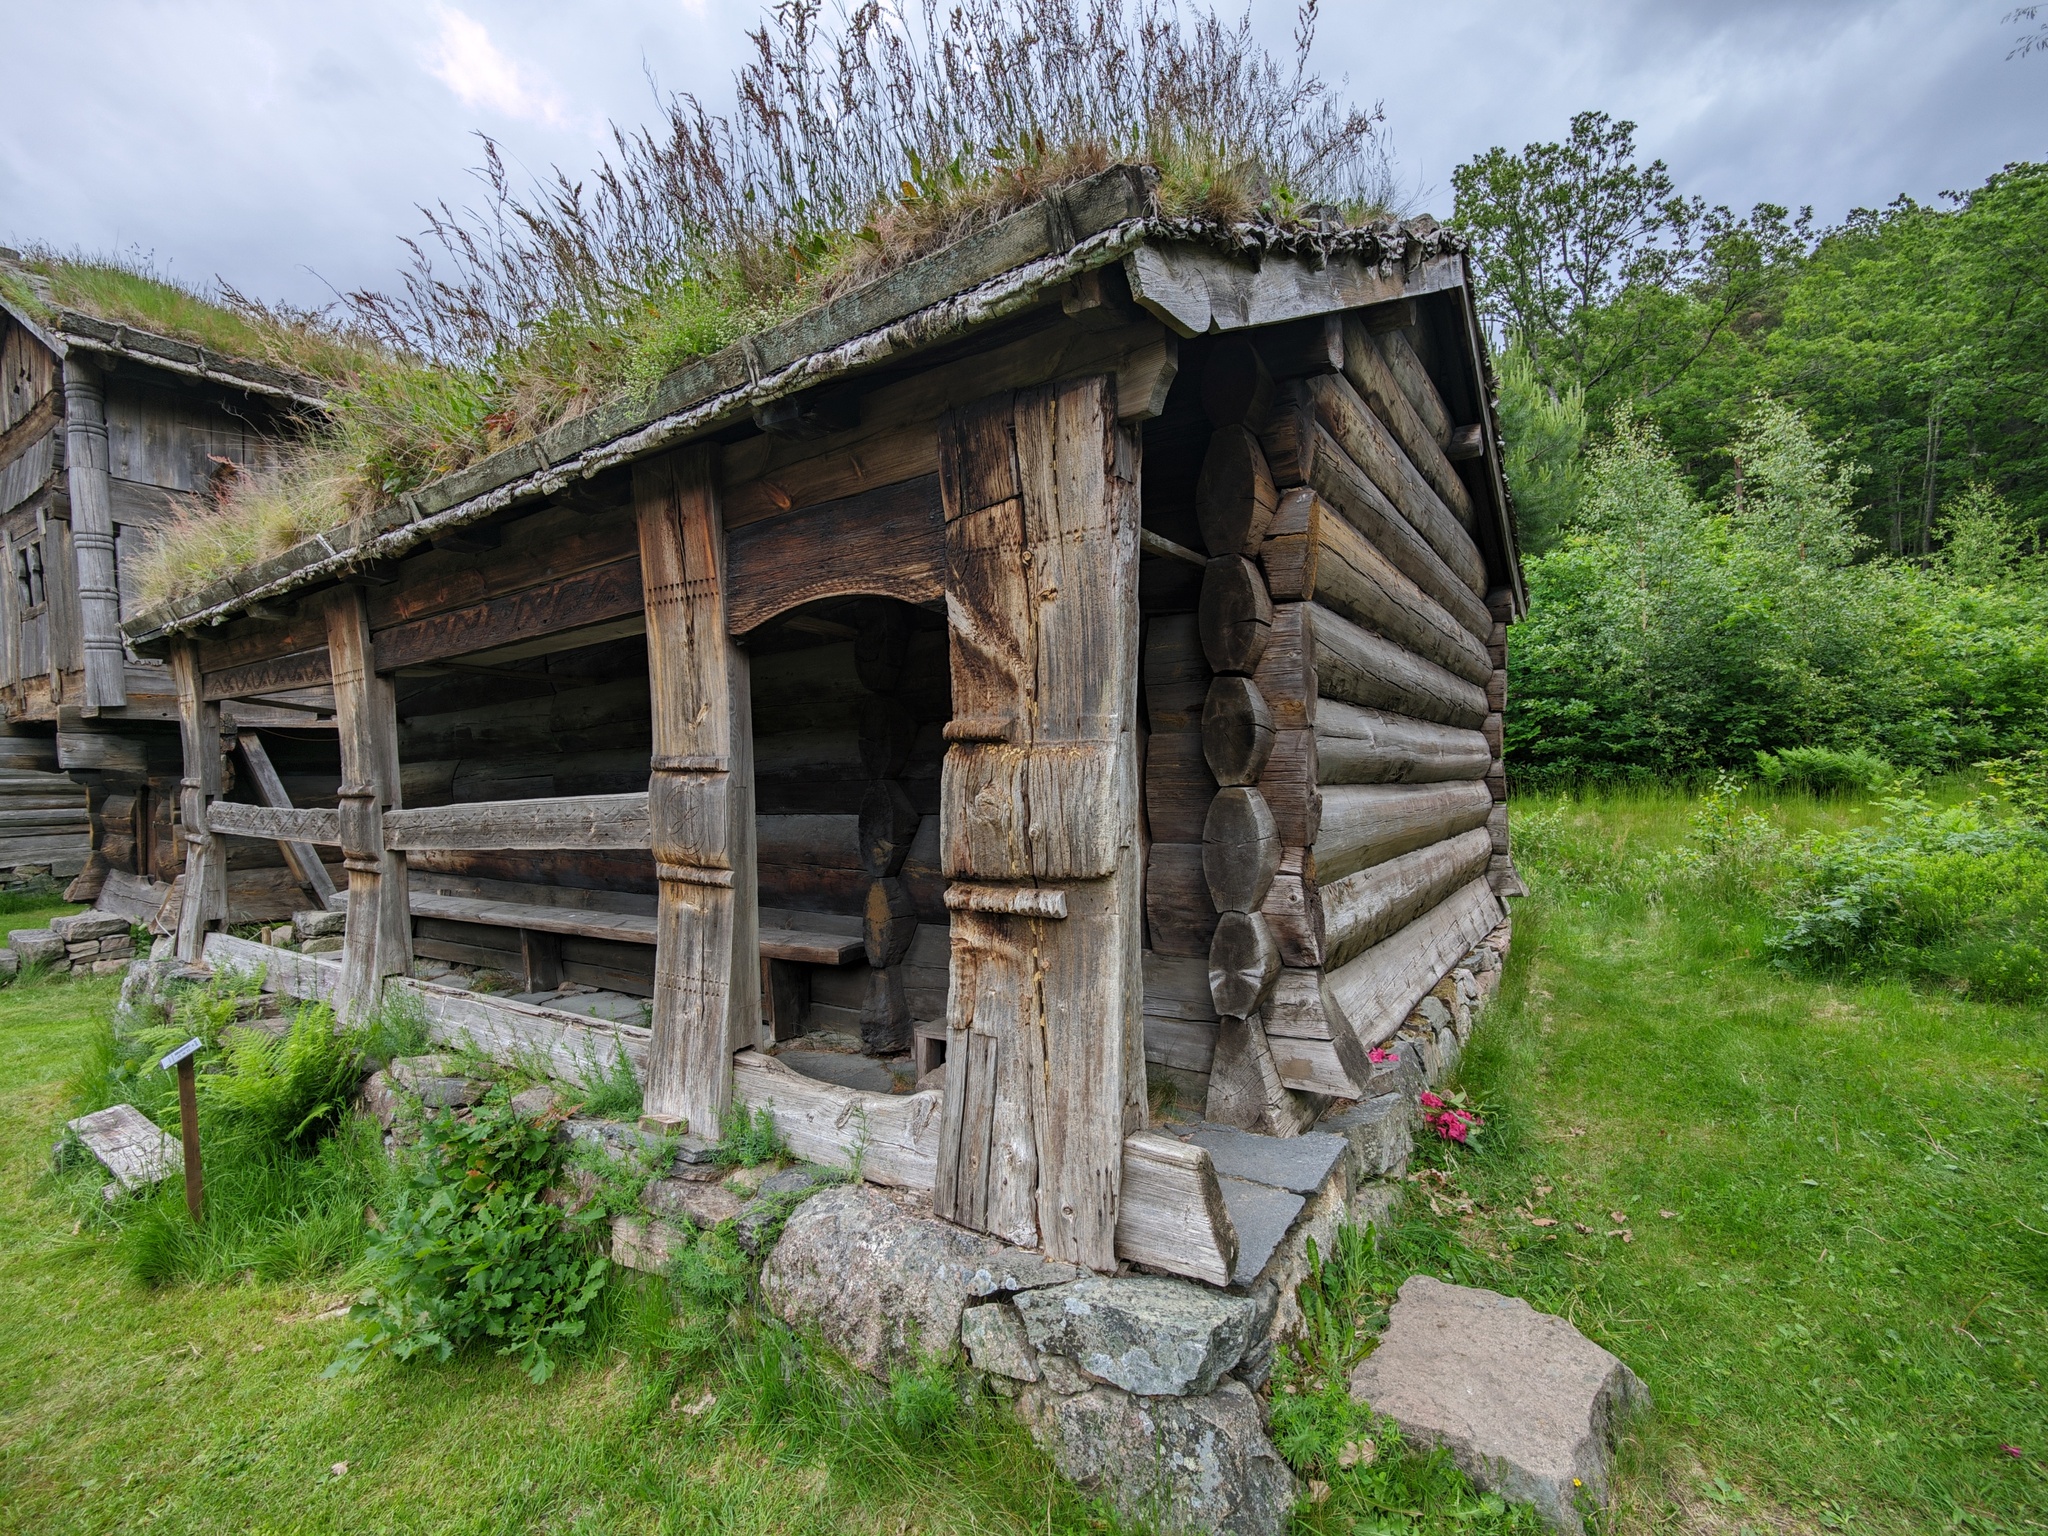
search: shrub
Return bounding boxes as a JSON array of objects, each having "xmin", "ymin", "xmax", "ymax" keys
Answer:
[
  {"xmin": 1754, "ymin": 745, "xmax": 1900, "ymax": 798},
  {"xmin": 199, "ymin": 1002, "xmax": 363, "ymax": 1150},
  {"xmin": 332, "ymin": 1093, "xmax": 609, "ymax": 1383},
  {"xmin": 1768, "ymin": 794, "xmax": 2048, "ymax": 999}
]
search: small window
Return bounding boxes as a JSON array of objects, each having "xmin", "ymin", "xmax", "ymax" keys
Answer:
[{"xmin": 15, "ymin": 540, "xmax": 44, "ymax": 613}]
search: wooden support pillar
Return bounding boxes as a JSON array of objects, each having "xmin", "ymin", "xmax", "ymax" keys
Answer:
[
  {"xmin": 61, "ymin": 359, "xmax": 126, "ymax": 711},
  {"xmin": 325, "ymin": 586, "xmax": 411, "ymax": 1016},
  {"xmin": 933, "ymin": 376, "xmax": 1143, "ymax": 1270},
  {"xmin": 170, "ymin": 641, "xmax": 225, "ymax": 961},
  {"xmin": 634, "ymin": 445, "xmax": 758, "ymax": 1137}
]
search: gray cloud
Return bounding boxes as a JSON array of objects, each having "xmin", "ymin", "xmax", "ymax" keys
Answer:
[{"xmin": 0, "ymin": 0, "xmax": 2039, "ymax": 312}]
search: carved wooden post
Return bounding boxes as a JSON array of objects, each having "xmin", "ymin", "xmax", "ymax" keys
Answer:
[
  {"xmin": 933, "ymin": 375, "xmax": 1143, "ymax": 1270},
  {"xmin": 634, "ymin": 446, "xmax": 758, "ymax": 1137},
  {"xmin": 60, "ymin": 359, "xmax": 126, "ymax": 711},
  {"xmin": 325, "ymin": 586, "xmax": 411, "ymax": 1015},
  {"xmin": 170, "ymin": 641, "xmax": 225, "ymax": 961}
]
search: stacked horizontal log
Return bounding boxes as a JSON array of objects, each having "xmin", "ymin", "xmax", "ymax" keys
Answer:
[
  {"xmin": 1482, "ymin": 587, "xmax": 1525, "ymax": 897},
  {"xmin": 1144, "ymin": 311, "xmax": 1511, "ymax": 1107}
]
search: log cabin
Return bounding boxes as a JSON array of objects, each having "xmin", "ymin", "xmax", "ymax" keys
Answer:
[
  {"xmin": 0, "ymin": 250, "xmax": 337, "ymax": 915},
  {"xmin": 119, "ymin": 167, "xmax": 1526, "ymax": 1279}
]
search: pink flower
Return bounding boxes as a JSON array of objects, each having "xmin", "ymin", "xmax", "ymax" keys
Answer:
[
  {"xmin": 1369, "ymin": 1047, "xmax": 1397, "ymax": 1063},
  {"xmin": 2004, "ymin": 1445, "xmax": 2025, "ymax": 1459},
  {"xmin": 1433, "ymin": 1114, "xmax": 1470, "ymax": 1143},
  {"xmin": 1419, "ymin": 1091, "xmax": 1446, "ymax": 1110}
]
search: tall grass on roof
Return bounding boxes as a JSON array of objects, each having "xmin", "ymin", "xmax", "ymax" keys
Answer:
[
  {"xmin": 0, "ymin": 248, "xmax": 382, "ymax": 384},
  {"xmin": 137, "ymin": 0, "xmax": 1395, "ymax": 610}
]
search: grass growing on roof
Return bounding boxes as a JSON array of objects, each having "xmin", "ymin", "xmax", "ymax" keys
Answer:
[{"xmin": 127, "ymin": 0, "xmax": 1402, "ymax": 614}]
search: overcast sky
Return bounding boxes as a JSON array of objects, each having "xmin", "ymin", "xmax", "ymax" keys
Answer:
[{"xmin": 1, "ymin": 0, "xmax": 2041, "ymax": 311}]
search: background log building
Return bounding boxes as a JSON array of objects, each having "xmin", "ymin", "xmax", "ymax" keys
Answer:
[
  {"xmin": 119, "ymin": 168, "xmax": 1525, "ymax": 1278},
  {"xmin": 0, "ymin": 251, "xmax": 334, "ymax": 913}
]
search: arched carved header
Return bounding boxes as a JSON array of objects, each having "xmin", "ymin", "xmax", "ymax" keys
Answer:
[{"xmin": 725, "ymin": 475, "xmax": 946, "ymax": 635}]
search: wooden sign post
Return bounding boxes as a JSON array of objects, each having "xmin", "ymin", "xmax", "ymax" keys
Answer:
[{"xmin": 159, "ymin": 1036, "xmax": 205, "ymax": 1221}]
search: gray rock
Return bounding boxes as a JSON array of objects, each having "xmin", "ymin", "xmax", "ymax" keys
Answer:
[
  {"xmin": 9, "ymin": 929, "xmax": 64, "ymax": 965},
  {"xmin": 301, "ymin": 937, "xmax": 344, "ymax": 955},
  {"xmin": 1035, "ymin": 1352, "xmax": 1095, "ymax": 1395},
  {"xmin": 1408, "ymin": 1029, "xmax": 1443, "ymax": 1082},
  {"xmin": 509, "ymin": 1084, "xmax": 560, "ymax": 1119},
  {"xmin": 669, "ymin": 1133, "xmax": 720, "ymax": 1168},
  {"xmin": 1189, "ymin": 1124, "xmax": 1347, "ymax": 1195},
  {"xmin": 1013, "ymin": 1277, "xmax": 1255, "ymax": 1397},
  {"xmin": 1348, "ymin": 1180, "xmax": 1403, "ymax": 1236},
  {"xmin": 358, "ymin": 1070, "xmax": 400, "ymax": 1129},
  {"xmin": 0, "ymin": 948, "xmax": 19, "ymax": 978},
  {"xmin": 1414, "ymin": 995, "xmax": 1453, "ymax": 1033},
  {"xmin": 560, "ymin": 1116, "xmax": 655, "ymax": 1160},
  {"xmin": 52, "ymin": 912, "xmax": 131, "ymax": 942},
  {"xmin": 642, "ymin": 1177, "xmax": 747, "ymax": 1229},
  {"xmin": 1231, "ymin": 1279, "xmax": 1284, "ymax": 1391},
  {"xmin": 961, "ymin": 1300, "xmax": 1040, "ymax": 1382},
  {"xmin": 293, "ymin": 908, "xmax": 347, "ymax": 940},
  {"xmin": 1216, "ymin": 1176, "xmax": 1306, "ymax": 1286},
  {"xmin": 413, "ymin": 1075, "xmax": 487, "ymax": 1109},
  {"xmin": 1016, "ymin": 1378, "xmax": 1296, "ymax": 1536},
  {"xmin": 1318, "ymin": 1093, "xmax": 1413, "ymax": 1179},
  {"xmin": 389, "ymin": 1055, "xmax": 477, "ymax": 1088},
  {"xmin": 1437, "ymin": 1027, "xmax": 1460, "ymax": 1074},
  {"xmin": 733, "ymin": 1166, "xmax": 843, "ymax": 1254},
  {"xmin": 761, "ymin": 1184, "xmax": 1081, "ymax": 1379},
  {"xmin": 1350, "ymin": 1276, "xmax": 1650, "ymax": 1534}
]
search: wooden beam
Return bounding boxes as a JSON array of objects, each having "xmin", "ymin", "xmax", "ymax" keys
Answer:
[
  {"xmin": 634, "ymin": 445, "xmax": 757, "ymax": 1138},
  {"xmin": 206, "ymin": 802, "xmax": 341, "ymax": 845},
  {"xmin": 201, "ymin": 649, "xmax": 331, "ymax": 702},
  {"xmin": 236, "ymin": 731, "xmax": 340, "ymax": 910},
  {"xmin": 1313, "ymin": 780, "xmax": 1496, "ymax": 885},
  {"xmin": 724, "ymin": 473, "xmax": 946, "ymax": 635},
  {"xmin": 934, "ymin": 376, "xmax": 1142, "ymax": 1270},
  {"xmin": 1323, "ymin": 876, "xmax": 1503, "ymax": 1048},
  {"xmin": 382, "ymin": 792, "xmax": 651, "ymax": 851},
  {"xmin": 325, "ymin": 585, "xmax": 411, "ymax": 1016},
  {"xmin": 1123, "ymin": 243, "xmax": 1465, "ymax": 339},
  {"xmin": 1311, "ymin": 601, "xmax": 1491, "ymax": 729},
  {"xmin": 372, "ymin": 557, "xmax": 644, "ymax": 673},
  {"xmin": 60, "ymin": 360, "xmax": 125, "ymax": 710},
  {"xmin": 169, "ymin": 641, "xmax": 225, "ymax": 961},
  {"xmin": 1321, "ymin": 825, "xmax": 1494, "ymax": 972}
]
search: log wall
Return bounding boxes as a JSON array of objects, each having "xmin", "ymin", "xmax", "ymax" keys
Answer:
[{"xmin": 1138, "ymin": 311, "xmax": 1514, "ymax": 1120}]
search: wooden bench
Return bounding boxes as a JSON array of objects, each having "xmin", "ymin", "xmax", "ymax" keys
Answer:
[{"xmin": 403, "ymin": 887, "xmax": 861, "ymax": 1028}]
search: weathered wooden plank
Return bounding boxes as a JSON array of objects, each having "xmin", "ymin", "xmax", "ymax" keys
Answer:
[
  {"xmin": 1314, "ymin": 780, "xmax": 1496, "ymax": 884},
  {"xmin": 1115, "ymin": 1130, "xmax": 1237, "ymax": 1287},
  {"xmin": 1341, "ymin": 316, "xmax": 1474, "ymax": 530},
  {"xmin": 1324, "ymin": 877, "xmax": 1503, "ymax": 1048},
  {"xmin": 1123, "ymin": 243, "xmax": 1464, "ymax": 338},
  {"xmin": 237, "ymin": 731, "xmax": 340, "ymax": 909},
  {"xmin": 325, "ymin": 585, "xmax": 412, "ymax": 1016},
  {"xmin": 935, "ymin": 377, "xmax": 1141, "ymax": 1270},
  {"xmin": 201, "ymin": 649, "xmax": 331, "ymax": 702},
  {"xmin": 725, "ymin": 473, "xmax": 945, "ymax": 635},
  {"xmin": 373, "ymin": 557, "xmax": 643, "ymax": 673},
  {"xmin": 64, "ymin": 1104, "xmax": 176, "ymax": 1198},
  {"xmin": 635, "ymin": 445, "xmax": 757, "ymax": 1135},
  {"xmin": 1316, "ymin": 700, "xmax": 1492, "ymax": 785},
  {"xmin": 1369, "ymin": 323, "xmax": 1453, "ymax": 447},
  {"xmin": 1144, "ymin": 729, "xmax": 1216, "ymax": 845},
  {"xmin": 207, "ymin": 801, "xmax": 341, "ymax": 844},
  {"xmin": 1145, "ymin": 841, "xmax": 1216, "ymax": 958},
  {"xmin": 734, "ymin": 1049, "xmax": 943, "ymax": 1189},
  {"xmin": 60, "ymin": 361, "xmax": 125, "ymax": 709},
  {"xmin": 1260, "ymin": 489, "xmax": 1491, "ymax": 686},
  {"xmin": 1312, "ymin": 602, "xmax": 1489, "ymax": 729},
  {"xmin": 1309, "ymin": 372, "xmax": 1485, "ymax": 595},
  {"xmin": 1260, "ymin": 967, "xmax": 1374, "ymax": 1094},
  {"xmin": 383, "ymin": 792, "xmax": 651, "ymax": 851},
  {"xmin": 170, "ymin": 641, "xmax": 226, "ymax": 961},
  {"xmin": 1320, "ymin": 825, "xmax": 1494, "ymax": 972}
]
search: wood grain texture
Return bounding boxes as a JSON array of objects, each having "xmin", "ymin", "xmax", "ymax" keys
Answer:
[
  {"xmin": 1309, "ymin": 371, "xmax": 1484, "ymax": 590},
  {"xmin": 1373, "ymin": 326, "xmax": 1452, "ymax": 447},
  {"xmin": 1341, "ymin": 317, "xmax": 1473, "ymax": 529},
  {"xmin": 325, "ymin": 585, "xmax": 412, "ymax": 1015},
  {"xmin": 635, "ymin": 445, "xmax": 757, "ymax": 1136},
  {"xmin": 170, "ymin": 641, "xmax": 226, "ymax": 961},
  {"xmin": 1207, "ymin": 907, "xmax": 1280, "ymax": 1017},
  {"xmin": 1197, "ymin": 555, "xmax": 1272, "ymax": 676},
  {"xmin": 1201, "ymin": 784, "xmax": 1280, "ymax": 914},
  {"xmin": 60, "ymin": 361, "xmax": 125, "ymax": 709},
  {"xmin": 1194, "ymin": 426, "xmax": 1276, "ymax": 558},
  {"xmin": 1145, "ymin": 841, "xmax": 1216, "ymax": 958},
  {"xmin": 373, "ymin": 558, "xmax": 645, "ymax": 673},
  {"xmin": 237, "ymin": 732, "xmax": 339, "ymax": 909},
  {"xmin": 724, "ymin": 473, "xmax": 945, "ymax": 635},
  {"xmin": 207, "ymin": 802, "xmax": 340, "ymax": 844},
  {"xmin": 1115, "ymin": 1130, "xmax": 1237, "ymax": 1287},
  {"xmin": 935, "ymin": 377, "xmax": 1141, "ymax": 1270},
  {"xmin": 1315, "ymin": 699, "xmax": 1492, "ymax": 786},
  {"xmin": 1323, "ymin": 876, "xmax": 1503, "ymax": 1048},
  {"xmin": 1313, "ymin": 602, "xmax": 1489, "ymax": 729},
  {"xmin": 1320, "ymin": 825, "xmax": 1493, "ymax": 972},
  {"xmin": 383, "ymin": 792, "xmax": 651, "ymax": 850},
  {"xmin": 1314, "ymin": 780, "xmax": 1496, "ymax": 884},
  {"xmin": 1200, "ymin": 673, "xmax": 1274, "ymax": 787},
  {"xmin": 1260, "ymin": 489, "xmax": 1491, "ymax": 686}
]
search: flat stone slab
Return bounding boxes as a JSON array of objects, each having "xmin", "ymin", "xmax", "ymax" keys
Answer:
[
  {"xmin": 1216, "ymin": 1176, "xmax": 1305, "ymax": 1286},
  {"xmin": 65, "ymin": 1104, "xmax": 176, "ymax": 1199},
  {"xmin": 1013, "ymin": 1276, "xmax": 1256, "ymax": 1397},
  {"xmin": 1318, "ymin": 1093, "xmax": 1414, "ymax": 1179},
  {"xmin": 762, "ymin": 1184, "xmax": 1081, "ymax": 1379},
  {"xmin": 1350, "ymin": 1276, "xmax": 1650, "ymax": 1533},
  {"xmin": 9, "ymin": 929, "xmax": 64, "ymax": 964},
  {"xmin": 52, "ymin": 912, "xmax": 132, "ymax": 942},
  {"xmin": 1189, "ymin": 1124, "xmax": 1346, "ymax": 1193}
]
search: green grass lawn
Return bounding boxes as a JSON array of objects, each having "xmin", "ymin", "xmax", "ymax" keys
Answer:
[{"xmin": 1, "ymin": 792, "xmax": 2044, "ymax": 1534}]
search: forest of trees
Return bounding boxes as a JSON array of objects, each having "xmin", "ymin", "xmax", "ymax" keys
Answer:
[{"xmin": 1453, "ymin": 115, "xmax": 2047, "ymax": 782}]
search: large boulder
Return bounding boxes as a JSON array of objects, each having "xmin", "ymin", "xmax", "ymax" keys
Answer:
[
  {"xmin": 8, "ymin": 929, "xmax": 65, "ymax": 966},
  {"xmin": 760, "ymin": 1184, "xmax": 1081, "ymax": 1378},
  {"xmin": 1014, "ymin": 1276, "xmax": 1256, "ymax": 1397},
  {"xmin": 1349, "ymin": 1276, "xmax": 1650, "ymax": 1533},
  {"xmin": 1016, "ymin": 1378, "xmax": 1296, "ymax": 1536}
]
